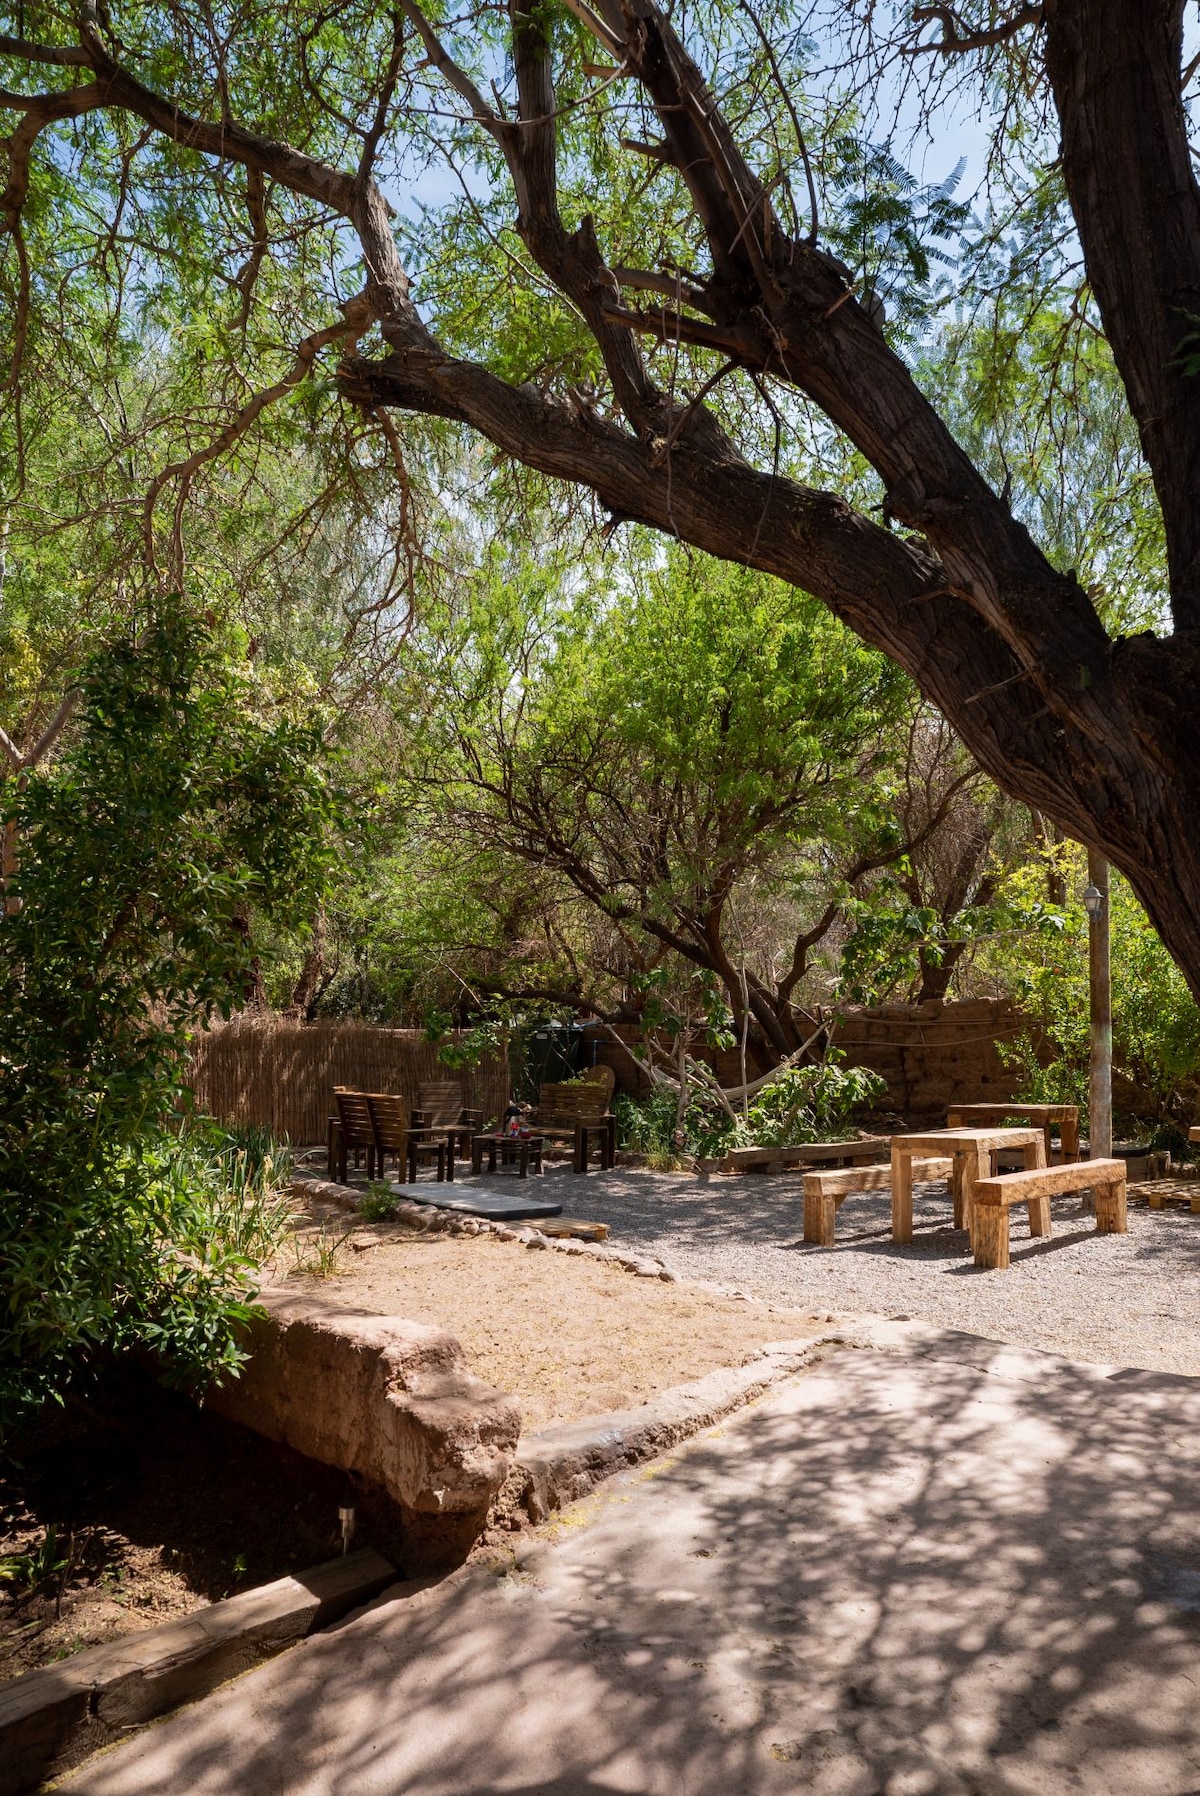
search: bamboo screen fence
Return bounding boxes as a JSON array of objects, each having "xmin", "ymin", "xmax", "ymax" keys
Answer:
[{"xmin": 186, "ymin": 1018, "xmax": 511, "ymax": 1145}]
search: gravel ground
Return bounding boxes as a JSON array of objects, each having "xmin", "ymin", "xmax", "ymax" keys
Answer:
[{"xmin": 528, "ymin": 1163, "xmax": 1200, "ymax": 1375}]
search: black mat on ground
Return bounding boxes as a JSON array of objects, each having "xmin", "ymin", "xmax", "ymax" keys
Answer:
[{"xmin": 387, "ymin": 1183, "xmax": 564, "ymax": 1220}]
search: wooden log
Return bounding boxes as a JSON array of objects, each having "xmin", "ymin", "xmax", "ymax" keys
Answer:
[
  {"xmin": 802, "ymin": 1157, "xmax": 952, "ymax": 1199},
  {"xmin": 973, "ymin": 1158, "xmax": 1125, "ymax": 1205},
  {"xmin": 973, "ymin": 1205, "xmax": 1010, "ymax": 1270},
  {"xmin": 727, "ymin": 1138, "xmax": 889, "ymax": 1174},
  {"xmin": 1095, "ymin": 1183, "xmax": 1128, "ymax": 1234},
  {"xmin": 0, "ymin": 1549, "xmax": 396, "ymax": 1795},
  {"xmin": 803, "ymin": 1187, "xmax": 836, "ymax": 1247}
]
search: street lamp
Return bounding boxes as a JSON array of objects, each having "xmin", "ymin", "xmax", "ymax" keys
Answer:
[{"xmin": 1085, "ymin": 853, "xmax": 1112, "ymax": 1169}]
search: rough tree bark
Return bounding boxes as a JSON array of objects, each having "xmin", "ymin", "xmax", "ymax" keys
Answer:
[{"xmin": 4, "ymin": 2, "xmax": 1200, "ymax": 992}]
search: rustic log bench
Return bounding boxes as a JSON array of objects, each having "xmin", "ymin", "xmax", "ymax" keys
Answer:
[
  {"xmin": 971, "ymin": 1158, "xmax": 1127, "ymax": 1270},
  {"xmin": 728, "ymin": 1138, "xmax": 889, "ymax": 1176},
  {"xmin": 802, "ymin": 1157, "xmax": 953, "ymax": 1247}
]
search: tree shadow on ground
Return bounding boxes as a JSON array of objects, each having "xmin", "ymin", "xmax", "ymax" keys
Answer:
[{"xmin": 65, "ymin": 1342, "xmax": 1200, "ymax": 1796}]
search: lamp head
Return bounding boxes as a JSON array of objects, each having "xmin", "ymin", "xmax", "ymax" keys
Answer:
[{"xmin": 1082, "ymin": 881, "xmax": 1105, "ymax": 918}]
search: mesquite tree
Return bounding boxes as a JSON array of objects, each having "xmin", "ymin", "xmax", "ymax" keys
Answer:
[{"xmin": 3, "ymin": 3, "xmax": 1200, "ymax": 989}]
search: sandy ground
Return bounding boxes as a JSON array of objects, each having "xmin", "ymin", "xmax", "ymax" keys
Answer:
[{"xmin": 278, "ymin": 1209, "xmax": 821, "ymax": 1432}]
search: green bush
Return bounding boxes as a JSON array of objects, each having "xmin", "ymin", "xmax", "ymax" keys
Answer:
[{"xmin": 0, "ymin": 605, "xmax": 335, "ymax": 1433}]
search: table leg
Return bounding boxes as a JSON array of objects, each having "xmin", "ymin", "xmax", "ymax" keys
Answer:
[
  {"xmin": 445, "ymin": 1129, "xmax": 455, "ymax": 1183},
  {"xmin": 518, "ymin": 1143, "xmax": 528, "ymax": 1179},
  {"xmin": 1024, "ymin": 1136, "xmax": 1050, "ymax": 1235},
  {"xmin": 891, "ymin": 1145, "xmax": 914, "ymax": 1243}
]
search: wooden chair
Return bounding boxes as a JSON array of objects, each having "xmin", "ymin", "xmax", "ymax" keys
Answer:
[
  {"xmin": 333, "ymin": 1089, "xmax": 379, "ymax": 1184},
  {"xmin": 416, "ymin": 1081, "xmax": 481, "ymax": 1165},
  {"xmin": 532, "ymin": 1079, "xmax": 616, "ymax": 1173},
  {"xmin": 365, "ymin": 1093, "xmax": 409, "ymax": 1180}
]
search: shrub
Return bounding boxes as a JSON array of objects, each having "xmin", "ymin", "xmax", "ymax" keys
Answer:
[{"xmin": 0, "ymin": 605, "xmax": 336, "ymax": 1433}]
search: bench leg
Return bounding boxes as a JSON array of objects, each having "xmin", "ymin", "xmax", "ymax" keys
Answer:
[
  {"xmin": 803, "ymin": 1190, "xmax": 836, "ymax": 1247},
  {"xmin": 891, "ymin": 1148, "xmax": 913, "ymax": 1243},
  {"xmin": 1027, "ymin": 1194, "xmax": 1052, "ymax": 1237},
  {"xmin": 973, "ymin": 1206, "xmax": 1010, "ymax": 1270},
  {"xmin": 1095, "ymin": 1176, "xmax": 1128, "ymax": 1234}
]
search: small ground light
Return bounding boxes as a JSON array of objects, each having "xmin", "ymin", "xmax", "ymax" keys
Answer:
[{"xmin": 339, "ymin": 1505, "xmax": 356, "ymax": 1556}]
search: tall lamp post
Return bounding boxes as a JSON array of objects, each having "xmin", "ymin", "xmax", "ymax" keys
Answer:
[{"xmin": 1083, "ymin": 852, "xmax": 1112, "ymax": 1165}]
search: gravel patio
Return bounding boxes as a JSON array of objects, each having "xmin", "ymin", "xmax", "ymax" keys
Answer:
[{"xmin": 513, "ymin": 1163, "xmax": 1200, "ymax": 1376}]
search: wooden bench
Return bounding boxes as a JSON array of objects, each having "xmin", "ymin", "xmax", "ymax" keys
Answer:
[
  {"xmin": 971, "ymin": 1158, "xmax": 1127, "ymax": 1269},
  {"xmin": 802, "ymin": 1157, "xmax": 953, "ymax": 1246},
  {"xmin": 728, "ymin": 1138, "xmax": 889, "ymax": 1176}
]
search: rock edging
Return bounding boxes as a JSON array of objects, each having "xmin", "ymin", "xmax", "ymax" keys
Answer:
[
  {"xmin": 505, "ymin": 1340, "xmax": 824, "ymax": 1524},
  {"xmin": 290, "ymin": 1171, "xmax": 680, "ymax": 1280}
]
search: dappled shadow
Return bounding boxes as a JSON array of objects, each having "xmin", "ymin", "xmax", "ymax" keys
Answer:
[{"xmin": 62, "ymin": 1340, "xmax": 1200, "ymax": 1794}]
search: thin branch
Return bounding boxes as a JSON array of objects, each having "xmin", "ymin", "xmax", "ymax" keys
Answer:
[{"xmin": 904, "ymin": 3, "xmax": 1044, "ymax": 57}]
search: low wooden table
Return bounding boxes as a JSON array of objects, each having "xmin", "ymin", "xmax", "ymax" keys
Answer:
[
  {"xmin": 946, "ymin": 1103, "xmax": 1080, "ymax": 1164},
  {"xmin": 891, "ymin": 1127, "xmax": 1047, "ymax": 1244},
  {"xmin": 471, "ymin": 1133, "xmax": 545, "ymax": 1178}
]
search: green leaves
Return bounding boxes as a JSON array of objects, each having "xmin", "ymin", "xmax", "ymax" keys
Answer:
[{"xmin": 0, "ymin": 600, "xmax": 335, "ymax": 1430}]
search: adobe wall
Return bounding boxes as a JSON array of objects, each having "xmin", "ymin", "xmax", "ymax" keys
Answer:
[
  {"xmin": 833, "ymin": 998, "xmax": 1031, "ymax": 1122},
  {"xmin": 582, "ymin": 999, "xmax": 1033, "ymax": 1125}
]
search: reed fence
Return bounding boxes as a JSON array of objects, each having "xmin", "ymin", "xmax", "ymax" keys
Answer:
[{"xmin": 186, "ymin": 1018, "xmax": 510, "ymax": 1145}]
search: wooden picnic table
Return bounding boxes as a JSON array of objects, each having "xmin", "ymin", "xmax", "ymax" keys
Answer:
[
  {"xmin": 1190, "ymin": 1126, "xmax": 1200, "ymax": 1146},
  {"xmin": 891, "ymin": 1126, "xmax": 1047, "ymax": 1245},
  {"xmin": 946, "ymin": 1102, "xmax": 1080, "ymax": 1164}
]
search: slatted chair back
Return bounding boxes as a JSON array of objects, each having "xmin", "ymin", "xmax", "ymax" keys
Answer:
[
  {"xmin": 333, "ymin": 1087, "xmax": 378, "ymax": 1181},
  {"xmin": 536, "ymin": 1081, "xmax": 612, "ymax": 1127},
  {"xmin": 417, "ymin": 1080, "xmax": 466, "ymax": 1126},
  {"xmin": 576, "ymin": 1064, "xmax": 616, "ymax": 1105},
  {"xmin": 366, "ymin": 1092, "xmax": 409, "ymax": 1159}
]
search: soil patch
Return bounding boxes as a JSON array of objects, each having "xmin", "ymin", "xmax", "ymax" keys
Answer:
[
  {"xmin": 277, "ymin": 1204, "xmax": 823, "ymax": 1432},
  {"xmin": 0, "ymin": 1376, "xmax": 401, "ymax": 1684}
]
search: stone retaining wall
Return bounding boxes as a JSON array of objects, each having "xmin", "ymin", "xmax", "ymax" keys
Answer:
[{"xmin": 206, "ymin": 1290, "xmax": 521, "ymax": 1574}]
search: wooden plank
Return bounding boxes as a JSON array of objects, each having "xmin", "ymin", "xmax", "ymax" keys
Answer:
[
  {"xmin": 802, "ymin": 1157, "xmax": 952, "ymax": 1199},
  {"xmin": 0, "ymin": 1549, "xmax": 396, "ymax": 1795},
  {"xmin": 973, "ymin": 1159, "xmax": 1125, "ymax": 1206},
  {"xmin": 536, "ymin": 1217, "xmax": 610, "ymax": 1241},
  {"xmin": 1131, "ymin": 1180, "xmax": 1200, "ymax": 1213},
  {"xmin": 1190, "ymin": 1126, "xmax": 1200, "ymax": 1145},
  {"xmin": 727, "ymin": 1138, "xmax": 888, "ymax": 1173}
]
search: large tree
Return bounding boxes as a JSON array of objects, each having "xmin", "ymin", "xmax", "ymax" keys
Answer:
[{"xmin": 4, "ymin": 2, "xmax": 1200, "ymax": 989}]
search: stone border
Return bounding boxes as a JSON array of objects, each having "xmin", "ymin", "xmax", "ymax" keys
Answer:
[
  {"xmin": 290, "ymin": 1171, "xmax": 681, "ymax": 1280},
  {"xmin": 506, "ymin": 1340, "xmax": 825, "ymax": 1523},
  {"xmin": 0, "ymin": 1549, "xmax": 398, "ymax": 1796}
]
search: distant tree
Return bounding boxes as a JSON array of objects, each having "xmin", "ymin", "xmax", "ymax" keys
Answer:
[{"xmin": 394, "ymin": 550, "xmax": 985, "ymax": 1063}]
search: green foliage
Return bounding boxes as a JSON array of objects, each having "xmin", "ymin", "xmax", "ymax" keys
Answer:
[
  {"xmin": 0, "ymin": 605, "xmax": 336, "ymax": 1431},
  {"xmin": 737, "ymin": 1059, "xmax": 888, "ymax": 1148},
  {"xmin": 614, "ymin": 1090, "xmax": 678, "ymax": 1157},
  {"xmin": 981, "ymin": 844, "xmax": 1200, "ymax": 1134},
  {"xmin": 358, "ymin": 1188, "xmax": 399, "ymax": 1222},
  {"xmin": 0, "ymin": 1524, "xmax": 69, "ymax": 1597}
]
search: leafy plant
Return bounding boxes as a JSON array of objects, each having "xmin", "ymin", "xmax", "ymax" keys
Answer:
[
  {"xmin": 288, "ymin": 1223, "xmax": 351, "ymax": 1278},
  {"xmin": 0, "ymin": 1525, "xmax": 69, "ymax": 1597},
  {"xmin": 0, "ymin": 604, "xmax": 338, "ymax": 1432},
  {"xmin": 358, "ymin": 1189, "xmax": 398, "ymax": 1222}
]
